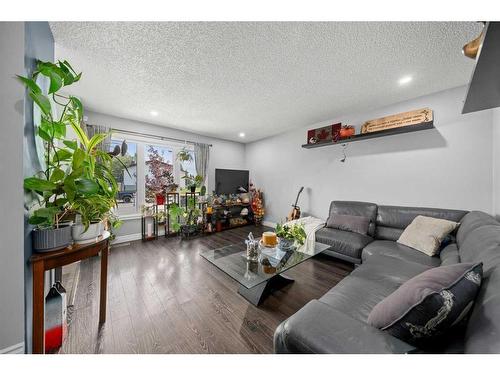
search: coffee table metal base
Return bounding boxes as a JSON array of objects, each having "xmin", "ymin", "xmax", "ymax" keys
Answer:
[{"xmin": 238, "ymin": 273, "xmax": 295, "ymax": 306}]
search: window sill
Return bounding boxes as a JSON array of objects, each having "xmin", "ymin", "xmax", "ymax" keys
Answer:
[{"xmin": 117, "ymin": 213, "xmax": 142, "ymax": 221}]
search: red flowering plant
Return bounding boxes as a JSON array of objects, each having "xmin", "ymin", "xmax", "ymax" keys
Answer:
[{"xmin": 145, "ymin": 146, "xmax": 174, "ymax": 203}]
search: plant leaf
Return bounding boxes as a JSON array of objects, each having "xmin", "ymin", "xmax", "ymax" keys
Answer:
[
  {"xmin": 88, "ymin": 133, "xmax": 108, "ymax": 152},
  {"xmin": 48, "ymin": 70, "xmax": 63, "ymax": 94},
  {"xmin": 63, "ymin": 140, "xmax": 78, "ymax": 150},
  {"xmin": 69, "ymin": 119, "xmax": 89, "ymax": 149},
  {"xmin": 24, "ymin": 177, "xmax": 56, "ymax": 192},
  {"xmin": 37, "ymin": 127, "xmax": 51, "ymax": 142},
  {"xmin": 16, "ymin": 75, "xmax": 41, "ymax": 94},
  {"xmin": 72, "ymin": 148, "xmax": 85, "ymax": 169},
  {"xmin": 29, "ymin": 92, "xmax": 51, "ymax": 116},
  {"xmin": 50, "ymin": 167, "xmax": 65, "ymax": 182},
  {"xmin": 53, "ymin": 148, "xmax": 72, "ymax": 162},
  {"xmin": 75, "ymin": 178, "xmax": 99, "ymax": 195},
  {"xmin": 53, "ymin": 122, "xmax": 66, "ymax": 138}
]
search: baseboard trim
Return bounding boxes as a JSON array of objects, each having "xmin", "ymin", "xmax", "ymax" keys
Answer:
[
  {"xmin": 0, "ymin": 342, "xmax": 24, "ymax": 354},
  {"xmin": 113, "ymin": 223, "xmax": 277, "ymax": 244},
  {"xmin": 262, "ymin": 220, "xmax": 277, "ymax": 228},
  {"xmin": 112, "ymin": 232, "xmax": 142, "ymax": 244}
]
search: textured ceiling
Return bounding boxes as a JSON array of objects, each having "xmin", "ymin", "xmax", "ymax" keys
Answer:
[{"xmin": 50, "ymin": 22, "xmax": 481, "ymax": 143}]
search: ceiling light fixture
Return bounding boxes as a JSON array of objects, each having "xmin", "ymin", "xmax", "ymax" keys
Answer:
[
  {"xmin": 239, "ymin": 132, "xmax": 245, "ymax": 138},
  {"xmin": 398, "ymin": 75, "xmax": 413, "ymax": 85},
  {"xmin": 150, "ymin": 110, "xmax": 159, "ymax": 117}
]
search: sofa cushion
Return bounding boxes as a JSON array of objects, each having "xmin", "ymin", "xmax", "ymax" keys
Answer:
[
  {"xmin": 397, "ymin": 215, "xmax": 459, "ymax": 256},
  {"xmin": 375, "ymin": 205, "xmax": 467, "ymax": 241},
  {"xmin": 319, "ymin": 259, "xmax": 432, "ymax": 323},
  {"xmin": 368, "ymin": 262, "xmax": 483, "ymax": 348},
  {"xmin": 459, "ymin": 224, "xmax": 500, "ymax": 276},
  {"xmin": 328, "ymin": 201, "xmax": 378, "ymax": 236},
  {"xmin": 326, "ymin": 214, "xmax": 370, "ymax": 235},
  {"xmin": 319, "ymin": 273, "xmax": 398, "ymax": 322},
  {"xmin": 316, "ymin": 227, "xmax": 373, "ymax": 260},
  {"xmin": 456, "ymin": 211, "xmax": 500, "ymax": 247},
  {"xmin": 362, "ymin": 240, "xmax": 442, "ymax": 267},
  {"xmin": 440, "ymin": 244, "xmax": 461, "ymax": 266}
]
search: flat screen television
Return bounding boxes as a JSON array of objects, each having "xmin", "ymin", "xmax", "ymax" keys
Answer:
[{"xmin": 215, "ymin": 169, "xmax": 249, "ymax": 195}]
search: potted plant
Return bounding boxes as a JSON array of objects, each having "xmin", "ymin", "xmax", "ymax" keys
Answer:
[
  {"xmin": 275, "ymin": 222, "xmax": 307, "ymax": 250},
  {"xmin": 169, "ymin": 201, "xmax": 202, "ymax": 238},
  {"xmin": 20, "ymin": 60, "xmax": 123, "ymax": 248},
  {"xmin": 145, "ymin": 145, "xmax": 174, "ymax": 204},
  {"xmin": 181, "ymin": 173, "xmax": 196, "ymax": 193},
  {"xmin": 176, "ymin": 147, "xmax": 193, "ymax": 163},
  {"xmin": 166, "ymin": 183, "xmax": 179, "ymax": 192},
  {"xmin": 19, "ymin": 60, "xmax": 85, "ymax": 252},
  {"xmin": 67, "ymin": 120, "xmax": 122, "ymax": 243}
]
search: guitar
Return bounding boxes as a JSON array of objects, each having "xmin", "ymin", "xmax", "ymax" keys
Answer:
[{"xmin": 287, "ymin": 187, "xmax": 304, "ymax": 221}]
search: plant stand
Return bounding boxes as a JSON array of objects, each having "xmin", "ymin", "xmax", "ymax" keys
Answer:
[
  {"xmin": 141, "ymin": 204, "xmax": 158, "ymax": 241},
  {"xmin": 165, "ymin": 192, "xmax": 180, "ymax": 238}
]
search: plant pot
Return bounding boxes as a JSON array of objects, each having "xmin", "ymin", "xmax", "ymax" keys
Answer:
[
  {"xmin": 155, "ymin": 193, "xmax": 165, "ymax": 205},
  {"xmin": 71, "ymin": 221, "xmax": 104, "ymax": 245},
  {"xmin": 216, "ymin": 221, "xmax": 223, "ymax": 232},
  {"xmin": 32, "ymin": 224, "xmax": 73, "ymax": 253},
  {"xmin": 278, "ymin": 237, "xmax": 295, "ymax": 251},
  {"xmin": 190, "ymin": 185, "xmax": 196, "ymax": 193}
]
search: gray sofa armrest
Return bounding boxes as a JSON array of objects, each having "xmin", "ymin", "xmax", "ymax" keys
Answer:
[{"xmin": 274, "ymin": 300, "xmax": 416, "ymax": 354}]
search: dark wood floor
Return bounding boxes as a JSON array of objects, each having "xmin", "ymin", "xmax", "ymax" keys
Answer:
[{"xmin": 60, "ymin": 226, "xmax": 353, "ymax": 354}]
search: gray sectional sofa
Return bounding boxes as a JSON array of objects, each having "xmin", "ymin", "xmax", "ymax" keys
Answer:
[{"xmin": 274, "ymin": 201, "xmax": 500, "ymax": 353}]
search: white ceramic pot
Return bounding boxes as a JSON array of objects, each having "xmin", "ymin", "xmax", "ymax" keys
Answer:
[{"xmin": 71, "ymin": 221, "xmax": 104, "ymax": 244}]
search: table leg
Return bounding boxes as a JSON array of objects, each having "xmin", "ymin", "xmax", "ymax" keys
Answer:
[
  {"xmin": 32, "ymin": 261, "xmax": 45, "ymax": 354},
  {"xmin": 238, "ymin": 273, "xmax": 295, "ymax": 306},
  {"xmin": 99, "ymin": 245, "xmax": 108, "ymax": 324}
]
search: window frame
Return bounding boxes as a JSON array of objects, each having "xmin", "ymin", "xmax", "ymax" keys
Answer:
[{"xmin": 110, "ymin": 132, "xmax": 195, "ymax": 217}]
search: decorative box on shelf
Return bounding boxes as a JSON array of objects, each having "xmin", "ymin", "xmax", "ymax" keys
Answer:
[{"xmin": 307, "ymin": 123, "xmax": 341, "ymax": 145}]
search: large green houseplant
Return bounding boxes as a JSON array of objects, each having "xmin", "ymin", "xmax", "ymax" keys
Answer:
[{"xmin": 20, "ymin": 60, "xmax": 121, "ymax": 250}]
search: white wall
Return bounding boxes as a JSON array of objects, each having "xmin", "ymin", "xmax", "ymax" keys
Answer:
[
  {"xmin": 493, "ymin": 107, "xmax": 500, "ymax": 219},
  {"xmin": 85, "ymin": 111, "xmax": 246, "ymax": 238},
  {"xmin": 0, "ymin": 22, "xmax": 25, "ymax": 353},
  {"xmin": 245, "ymin": 86, "xmax": 494, "ymax": 223}
]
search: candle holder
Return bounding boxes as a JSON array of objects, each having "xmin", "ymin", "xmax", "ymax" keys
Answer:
[{"xmin": 141, "ymin": 204, "xmax": 158, "ymax": 241}]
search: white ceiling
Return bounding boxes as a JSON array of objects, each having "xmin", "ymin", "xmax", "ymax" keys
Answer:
[{"xmin": 50, "ymin": 22, "xmax": 481, "ymax": 143}]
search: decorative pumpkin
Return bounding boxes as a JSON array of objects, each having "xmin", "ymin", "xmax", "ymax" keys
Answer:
[{"xmin": 340, "ymin": 125, "xmax": 355, "ymax": 138}]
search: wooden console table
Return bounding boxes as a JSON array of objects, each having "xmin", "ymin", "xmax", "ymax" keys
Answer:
[{"xmin": 29, "ymin": 231, "xmax": 110, "ymax": 354}]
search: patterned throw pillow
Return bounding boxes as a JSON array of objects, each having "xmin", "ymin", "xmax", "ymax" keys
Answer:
[{"xmin": 367, "ymin": 262, "xmax": 483, "ymax": 348}]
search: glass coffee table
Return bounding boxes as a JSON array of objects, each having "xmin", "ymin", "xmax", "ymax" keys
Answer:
[{"xmin": 200, "ymin": 240, "xmax": 330, "ymax": 306}]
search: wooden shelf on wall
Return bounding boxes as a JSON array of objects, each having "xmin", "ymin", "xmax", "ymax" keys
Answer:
[{"xmin": 301, "ymin": 122, "xmax": 434, "ymax": 149}]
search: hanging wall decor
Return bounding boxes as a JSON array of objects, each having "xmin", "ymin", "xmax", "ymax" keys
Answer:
[
  {"xmin": 361, "ymin": 108, "xmax": 433, "ymax": 134},
  {"xmin": 307, "ymin": 123, "xmax": 341, "ymax": 144}
]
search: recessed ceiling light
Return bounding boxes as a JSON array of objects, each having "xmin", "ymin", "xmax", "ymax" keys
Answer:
[
  {"xmin": 398, "ymin": 75, "xmax": 413, "ymax": 85},
  {"xmin": 150, "ymin": 110, "xmax": 159, "ymax": 117},
  {"xmin": 239, "ymin": 132, "xmax": 245, "ymax": 138}
]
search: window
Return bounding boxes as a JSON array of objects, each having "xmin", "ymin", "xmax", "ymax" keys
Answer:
[
  {"xmin": 109, "ymin": 134, "xmax": 197, "ymax": 216},
  {"xmin": 145, "ymin": 144, "xmax": 174, "ymax": 203},
  {"xmin": 110, "ymin": 139, "xmax": 137, "ymax": 213},
  {"xmin": 179, "ymin": 149, "xmax": 196, "ymax": 191}
]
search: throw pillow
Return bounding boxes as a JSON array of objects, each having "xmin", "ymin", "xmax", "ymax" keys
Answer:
[
  {"xmin": 367, "ymin": 262, "xmax": 483, "ymax": 348},
  {"xmin": 326, "ymin": 214, "xmax": 370, "ymax": 235},
  {"xmin": 397, "ymin": 215, "xmax": 459, "ymax": 256}
]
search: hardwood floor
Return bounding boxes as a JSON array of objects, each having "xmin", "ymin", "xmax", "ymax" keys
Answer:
[{"xmin": 59, "ymin": 226, "xmax": 353, "ymax": 354}]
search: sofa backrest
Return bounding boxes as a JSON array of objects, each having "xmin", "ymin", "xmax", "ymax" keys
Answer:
[
  {"xmin": 375, "ymin": 205, "xmax": 468, "ymax": 241},
  {"xmin": 456, "ymin": 211, "xmax": 500, "ymax": 247},
  {"xmin": 455, "ymin": 211, "xmax": 500, "ymax": 353},
  {"xmin": 328, "ymin": 201, "xmax": 378, "ymax": 236}
]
